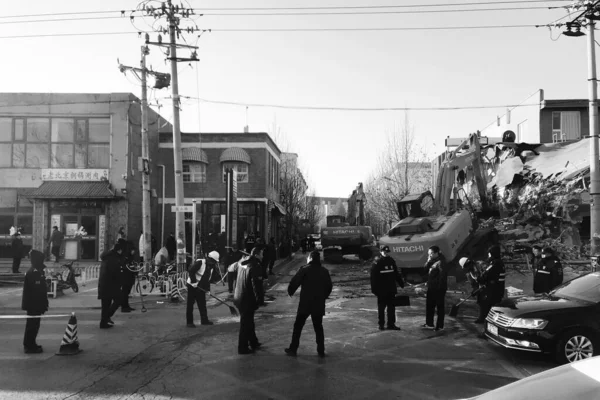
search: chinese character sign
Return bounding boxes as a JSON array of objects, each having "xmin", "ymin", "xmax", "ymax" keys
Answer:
[{"xmin": 41, "ymin": 169, "xmax": 109, "ymax": 181}]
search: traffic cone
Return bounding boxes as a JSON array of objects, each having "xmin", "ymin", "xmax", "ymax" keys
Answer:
[
  {"xmin": 169, "ymin": 284, "xmax": 180, "ymax": 302},
  {"xmin": 56, "ymin": 312, "xmax": 82, "ymax": 356}
]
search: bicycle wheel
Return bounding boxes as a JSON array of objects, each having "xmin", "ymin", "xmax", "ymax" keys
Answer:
[{"xmin": 136, "ymin": 276, "xmax": 154, "ymax": 295}]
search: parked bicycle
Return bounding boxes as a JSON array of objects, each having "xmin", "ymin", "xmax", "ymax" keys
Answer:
[{"xmin": 46, "ymin": 260, "xmax": 80, "ymax": 293}]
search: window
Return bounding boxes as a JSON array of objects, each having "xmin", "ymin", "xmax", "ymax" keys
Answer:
[
  {"xmin": 222, "ymin": 162, "xmax": 248, "ymax": 183},
  {"xmin": 552, "ymin": 111, "xmax": 581, "ymax": 142},
  {"xmin": 0, "ymin": 117, "xmax": 110, "ymax": 169},
  {"xmin": 183, "ymin": 162, "xmax": 206, "ymax": 183}
]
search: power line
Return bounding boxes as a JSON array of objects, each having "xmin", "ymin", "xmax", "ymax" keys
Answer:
[{"xmin": 180, "ymin": 95, "xmax": 542, "ymax": 112}]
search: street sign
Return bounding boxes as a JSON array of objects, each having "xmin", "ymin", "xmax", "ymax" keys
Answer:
[{"xmin": 171, "ymin": 205, "xmax": 193, "ymax": 212}]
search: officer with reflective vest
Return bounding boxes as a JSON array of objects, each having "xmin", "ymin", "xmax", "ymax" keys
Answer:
[
  {"xmin": 370, "ymin": 245, "xmax": 404, "ymax": 331},
  {"xmin": 533, "ymin": 247, "xmax": 563, "ymax": 294},
  {"xmin": 477, "ymin": 245, "xmax": 506, "ymax": 322}
]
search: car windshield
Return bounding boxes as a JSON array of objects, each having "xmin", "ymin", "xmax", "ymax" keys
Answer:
[{"xmin": 552, "ymin": 272, "xmax": 600, "ymax": 303}]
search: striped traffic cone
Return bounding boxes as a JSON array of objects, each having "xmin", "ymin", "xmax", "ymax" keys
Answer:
[
  {"xmin": 56, "ymin": 312, "xmax": 82, "ymax": 356},
  {"xmin": 169, "ymin": 284, "xmax": 180, "ymax": 302}
]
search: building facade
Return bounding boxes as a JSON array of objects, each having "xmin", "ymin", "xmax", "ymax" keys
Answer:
[
  {"xmin": 157, "ymin": 132, "xmax": 284, "ymax": 253},
  {"xmin": 0, "ymin": 93, "xmax": 171, "ymax": 261}
]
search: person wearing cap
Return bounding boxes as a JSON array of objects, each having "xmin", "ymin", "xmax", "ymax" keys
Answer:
[
  {"xmin": 98, "ymin": 241, "xmax": 125, "ymax": 329},
  {"xmin": 234, "ymin": 246, "xmax": 264, "ymax": 354},
  {"xmin": 534, "ymin": 247, "xmax": 563, "ymax": 294},
  {"xmin": 370, "ymin": 245, "xmax": 404, "ymax": 331},
  {"xmin": 459, "ymin": 257, "xmax": 486, "ymax": 323},
  {"xmin": 186, "ymin": 251, "xmax": 219, "ymax": 327}
]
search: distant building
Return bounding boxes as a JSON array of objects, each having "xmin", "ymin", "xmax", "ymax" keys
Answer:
[{"xmin": 307, "ymin": 196, "xmax": 349, "ymax": 230}]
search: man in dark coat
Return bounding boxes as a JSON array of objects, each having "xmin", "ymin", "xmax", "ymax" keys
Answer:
[
  {"xmin": 22, "ymin": 250, "xmax": 49, "ymax": 353},
  {"xmin": 98, "ymin": 242, "xmax": 124, "ymax": 329},
  {"xmin": 533, "ymin": 247, "xmax": 563, "ymax": 294},
  {"xmin": 120, "ymin": 238, "xmax": 137, "ymax": 313},
  {"xmin": 263, "ymin": 238, "xmax": 277, "ymax": 276},
  {"xmin": 49, "ymin": 226, "xmax": 64, "ymax": 263},
  {"xmin": 423, "ymin": 245, "xmax": 448, "ymax": 331},
  {"xmin": 165, "ymin": 232, "xmax": 176, "ymax": 262},
  {"xmin": 371, "ymin": 245, "xmax": 404, "ymax": 331},
  {"xmin": 478, "ymin": 245, "xmax": 506, "ymax": 324},
  {"xmin": 233, "ymin": 247, "xmax": 263, "ymax": 354},
  {"xmin": 12, "ymin": 231, "xmax": 24, "ymax": 273},
  {"xmin": 186, "ymin": 251, "xmax": 219, "ymax": 327},
  {"xmin": 285, "ymin": 251, "xmax": 333, "ymax": 357},
  {"xmin": 244, "ymin": 232, "xmax": 256, "ymax": 254}
]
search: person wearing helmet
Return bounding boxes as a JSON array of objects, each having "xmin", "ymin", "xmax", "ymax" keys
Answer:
[{"xmin": 186, "ymin": 251, "xmax": 219, "ymax": 327}]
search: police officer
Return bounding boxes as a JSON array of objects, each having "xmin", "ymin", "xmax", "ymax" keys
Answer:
[
  {"xmin": 477, "ymin": 245, "xmax": 506, "ymax": 323},
  {"xmin": 533, "ymin": 247, "xmax": 563, "ymax": 294},
  {"xmin": 370, "ymin": 245, "xmax": 404, "ymax": 331},
  {"xmin": 22, "ymin": 250, "xmax": 49, "ymax": 353}
]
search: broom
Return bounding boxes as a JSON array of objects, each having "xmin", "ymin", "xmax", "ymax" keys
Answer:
[
  {"xmin": 197, "ymin": 287, "xmax": 239, "ymax": 316},
  {"xmin": 449, "ymin": 287, "xmax": 482, "ymax": 317}
]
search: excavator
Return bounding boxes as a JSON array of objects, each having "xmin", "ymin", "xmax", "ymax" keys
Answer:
[{"xmin": 378, "ymin": 132, "xmax": 498, "ymax": 281}]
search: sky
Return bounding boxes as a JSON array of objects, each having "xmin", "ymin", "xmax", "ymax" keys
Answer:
[{"xmin": 0, "ymin": 0, "xmax": 590, "ymax": 198}]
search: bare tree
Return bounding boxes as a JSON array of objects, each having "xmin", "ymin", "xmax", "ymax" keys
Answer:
[
  {"xmin": 279, "ymin": 153, "xmax": 308, "ymax": 256},
  {"xmin": 302, "ymin": 189, "xmax": 324, "ymax": 233}
]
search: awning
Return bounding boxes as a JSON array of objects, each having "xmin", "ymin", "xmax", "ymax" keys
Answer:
[
  {"xmin": 24, "ymin": 182, "xmax": 116, "ymax": 199},
  {"xmin": 271, "ymin": 201, "xmax": 286, "ymax": 216},
  {"xmin": 182, "ymin": 147, "xmax": 208, "ymax": 163},
  {"xmin": 220, "ymin": 147, "xmax": 251, "ymax": 164}
]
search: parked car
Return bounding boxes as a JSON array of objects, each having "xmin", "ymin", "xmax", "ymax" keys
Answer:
[
  {"xmin": 456, "ymin": 356, "xmax": 600, "ymax": 400},
  {"xmin": 484, "ymin": 271, "xmax": 600, "ymax": 364}
]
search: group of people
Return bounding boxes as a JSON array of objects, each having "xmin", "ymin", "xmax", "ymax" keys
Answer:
[{"xmin": 300, "ymin": 235, "xmax": 317, "ymax": 254}]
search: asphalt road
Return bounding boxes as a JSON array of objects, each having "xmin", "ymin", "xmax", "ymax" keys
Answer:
[{"xmin": 0, "ymin": 255, "xmax": 558, "ymax": 400}]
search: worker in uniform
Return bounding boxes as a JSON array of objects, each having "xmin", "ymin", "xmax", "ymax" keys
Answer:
[
  {"xmin": 234, "ymin": 247, "xmax": 264, "ymax": 354},
  {"xmin": 459, "ymin": 257, "xmax": 486, "ymax": 323},
  {"xmin": 423, "ymin": 245, "xmax": 448, "ymax": 331},
  {"xmin": 530, "ymin": 245, "xmax": 542, "ymax": 273},
  {"xmin": 22, "ymin": 250, "xmax": 49, "ymax": 353},
  {"xmin": 477, "ymin": 245, "xmax": 506, "ymax": 327},
  {"xmin": 370, "ymin": 245, "xmax": 404, "ymax": 331},
  {"xmin": 533, "ymin": 247, "xmax": 563, "ymax": 294},
  {"xmin": 186, "ymin": 251, "xmax": 219, "ymax": 327}
]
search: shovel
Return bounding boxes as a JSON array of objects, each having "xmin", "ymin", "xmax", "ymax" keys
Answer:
[
  {"xmin": 197, "ymin": 287, "xmax": 239, "ymax": 316},
  {"xmin": 449, "ymin": 287, "xmax": 482, "ymax": 317}
]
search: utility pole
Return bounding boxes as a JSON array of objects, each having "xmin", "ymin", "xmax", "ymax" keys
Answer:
[{"xmin": 140, "ymin": 44, "xmax": 152, "ymax": 263}]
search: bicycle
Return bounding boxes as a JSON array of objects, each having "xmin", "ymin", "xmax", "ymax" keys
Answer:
[{"xmin": 46, "ymin": 261, "xmax": 80, "ymax": 294}]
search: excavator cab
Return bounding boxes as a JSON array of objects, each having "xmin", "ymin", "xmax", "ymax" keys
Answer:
[
  {"xmin": 326, "ymin": 215, "xmax": 348, "ymax": 227},
  {"xmin": 396, "ymin": 191, "xmax": 435, "ymax": 219}
]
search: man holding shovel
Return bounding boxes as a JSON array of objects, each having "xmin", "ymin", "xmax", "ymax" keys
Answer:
[{"xmin": 186, "ymin": 251, "xmax": 220, "ymax": 327}]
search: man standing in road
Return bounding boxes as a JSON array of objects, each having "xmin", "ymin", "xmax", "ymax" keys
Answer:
[
  {"xmin": 371, "ymin": 245, "xmax": 404, "ymax": 331},
  {"xmin": 22, "ymin": 249, "xmax": 49, "ymax": 353},
  {"xmin": 423, "ymin": 245, "xmax": 448, "ymax": 332},
  {"xmin": 233, "ymin": 247, "xmax": 263, "ymax": 354},
  {"xmin": 49, "ymin": 226, "xmax": 64, "ymax": 263},
  {"xmin": 186, "ymin": 251, "xmax": 219, "ymax": 327},
  {"xmin": 98, "ymin": 241, "xmax": 124, "ymax": 329},
  {"xmin": 12, "ymin": 231, "xmax": 24, "ymax": 274},
  {"xmin": 285, "ymin": 250, "xmax": 333, "ymax": 357}
]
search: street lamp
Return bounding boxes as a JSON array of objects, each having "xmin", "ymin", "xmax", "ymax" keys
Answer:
[{"xmin": 562, "ymin": 7, "xmax": 600, "ymax": 260}]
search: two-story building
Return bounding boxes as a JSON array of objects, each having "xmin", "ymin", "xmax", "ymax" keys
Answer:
[
  {"xmin": 0, "ymin": 93, "xmax": 171, "ymax": 261},
  {"xmin": 157, "ymin": 132, "xmax": 285, "ymax": 253}
]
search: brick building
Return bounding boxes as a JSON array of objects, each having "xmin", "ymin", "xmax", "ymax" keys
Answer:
[
  {"xmin": 157, "ymin": 132, "xmax": 285, "ymax": 253},
  {"xmin": 0, "ymin": 93, "xmax": 171, "ymax": 261}
]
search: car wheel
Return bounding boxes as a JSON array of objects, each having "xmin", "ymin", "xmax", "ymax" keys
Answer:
[{"xmin": 555, "ymin": 329, "xmax": 598, "ymax": 364}]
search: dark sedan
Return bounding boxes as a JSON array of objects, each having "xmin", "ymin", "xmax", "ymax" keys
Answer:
[{"xmin": 484, "ymin": 272, "xmax": 600, "ymax": 364}]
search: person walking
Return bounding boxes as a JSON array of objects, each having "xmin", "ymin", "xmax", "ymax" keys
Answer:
[
  {"xmin": 165, "ymin": 232, "xmax": 176, "ymax": 262},
  {"xmin": 285, "ymin": 250, "xmax": 333, "ymax": 357},
  {"xmin": 186, "ymin": 251, "xmax": 219, "ymax": 327},
  {"xmin": 534, "ymin": 247, "xmax": 563, "ymax": 294},
  {"xmin": 12, "ymin": 231, "xmax": 24, "ymax": 273},
  {"xmin": 22, "ymin": 249, "xmax": 49, "ymax": 353},
  {"xmin": 120, "ymin": 238, "xmax": 137, "ymax": 313},
  {"xmin": 98, "ymin": 241, "xmax": 124, "ymax": 329},
  {"xmin": 264, "ymin": 238, "xmax": 277, "ymax": 276},
  {"xmin": 371, "ymin": 245, "xmax": 405, "ymax": 331},
  {"xmin": 422, "ymin": 245, "xmax": 448, "ymax": 331},
  {"xmin": 233, "ymin": 247, "xmax": 263, "ymax": 354},
  {"xmin": 49, "ymin": 226, "xmax": 64, "ymax": 263},
  {"xmin": 477, "ymin": 245, "xmax": 506, "ymax": 334}
]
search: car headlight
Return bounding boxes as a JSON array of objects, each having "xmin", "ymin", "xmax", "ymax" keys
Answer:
[{"xmin": 510, "ymin": 318, "xmax": 548, "ymax": 330}]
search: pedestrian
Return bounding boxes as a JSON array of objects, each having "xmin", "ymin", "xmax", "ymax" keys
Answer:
[
  {"xmin": 48, "ymin": 226, "xmax": 64, "ymax": 263},
  {"xmin": 370, "ymin": 245, "xmax": 404, "ymax": 331},
  {"xmin": 300, "ymin": 235, "xmax": 308, "ymax": 254},
  {"xmin": 459, "ymin": 257, "xmax": 486, "ymax": 323},
  {"xmin": 12, "ymin": 231, "xmax": 24, "ymax": 273},
  {"xmin": 22, "ymin": 249, "xmax": 49, "ymax": 354},
  {"xmin": 264, "ymin": 238, "xmax": 277, "ymax": 276},
  {"xmin": 98, "ymin": 241, "xmax": 124, "ymax": 329},
  {"xmin": 477, "ymin": 245, "xmax": 506, "ymax": 334},
  {"xmin": 534, "ymin": 247, "xmax": 563, "ymax": 294},
  {"xmin": 226, "ymin": 247, "xmax": 244, "ymax": 294},
  {"xmin": 139, "ymin": 231, "xmax": 145, "ymax": 263},
  {"xmin": 165, "ymin": 232, "xmax": 176, "ymax": 262},
  {"xmin": 233, "ymin": 246, "xmax": 264, "ymax": 354},
  {"xmin": 285, "ymin": 250, "xmax": 333, "ymax": 357},
  {"xmin": 120, "ymin": 238, "xmax": 137, "ymax": 313},
  {"xmin": 422, "ymin": 245, "xmax": 448, "ymax": 331},
  {"xmin": 186, "ymin": 251, "xmax": 219, "ymax": 327},
  {"xmin": 154, "ymin": 245, "xmax": 170, "ymax": 275}
]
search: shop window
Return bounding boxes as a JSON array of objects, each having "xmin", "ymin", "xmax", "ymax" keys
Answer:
[
  {"xmin": 74, "ymin": 143, "xmax": 87, "ymax": 168},
  {"xmin": 15, "ymin": 119, "xmax": 24, "ymax": 141},
  {"xmin": 88, "ymin": 144, "xmax": 109, "ymax": 168},
  {"xmin": 16, "ymin": 215, "xmax": 33, "ymax": 235},
  {"xmin": 12, "ymin": 143, "xmax": 25, "ymax": 167},
  {"xmin": 183, "ymin": 163, "xmax": 206, "ymax": 183},
  {"xmin": 26, "ymin": 118, "xmax": 50, "ymax": 142},
  {"xmin": 80, "ymin": 215, "xmax": 96, "ymax": 236},
  {"xmin": 0, "ymin": 215, "xmax": 14, "ymax": 234},
  {"xmin": 89, "ymin": 118, "xmax": 110, "ymax": 142},
  {"xmin": 0, "ymin": 144, "xmax": 11, "ymax": 167},
  {"xmin": 0, "ymin": 118, "xmax": 11, "ymax": 141},
  {"xmin": 222, "ymin": 163, "xmax": 248, "ymax": 183},
  {"xmin": 26, "ymin": 143, "xmax": 49, "ymax": 168},
  {"xmin": 51, "ymin": 144, "xmax": 75, "ymax": 168},
  {"xmin": 51, "ymin": 119, "xmax": 75, "ymax": 142}
]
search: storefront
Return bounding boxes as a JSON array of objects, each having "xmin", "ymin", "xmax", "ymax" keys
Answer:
[
  {"xmin": 0, "ymin": 189, "xmax": 33, "ymax": 259},
  {"xmin": 200, "ymin": 201, "xmax": 266, "ymax": 251}
]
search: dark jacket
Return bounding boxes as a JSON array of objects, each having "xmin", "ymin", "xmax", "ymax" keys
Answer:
[
  {"xmin": 98, "ymin": 249, "xmax": 123, "ymax": 300},
  {"xmin": 50, "ymin": 230, "xmax": 64, "ymax": 247},
  {"xmin": 479, "ymin": 256, "xmax": 506, "ymax": 303},
  {"xmin": 533, "ymin": 255, "xmax": 563, "ymax": 294},
  {"xmin": 12, "ymin": 236, "xmax": 24, "ymax": 258},
  {"xmin": 370, "ymin": 255, "xmax": 404, "ymax": 297},
  {"xmin": 22, "ymin": 250, "xmax": 49, "ymax": 314},
  {"xmin": 426, "ymin": 254, "xmax": 448, "ymax": 292},
  {"xmin": 244, "ymin": 234, "xmax": 256, "ymax": 253},
  {"xmin": 188, "ymin": 258, "xmax": 215, "ymax": 291},
  {"xmin": 288, "ymin": 260, "xmax": 333, "ymax": 315},
  {"xmin": 165, "ymin": 235, "xmax": 176, "ymax": 259},
  {"xmin": 263, "ymin": 242, "xmax": 277, "ymax": 261},
  {"xmin": 233, "ymin": 255, "xmax": 262, "ymax": 311}
]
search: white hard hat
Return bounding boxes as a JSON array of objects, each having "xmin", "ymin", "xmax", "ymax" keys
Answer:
[
  {"xmin": 208, "ymin": 251, "xmax": 220, "ymax": 263},
  {"xmin": 459, "ymin": 257, "xmax": 470, "ymax": 268}
]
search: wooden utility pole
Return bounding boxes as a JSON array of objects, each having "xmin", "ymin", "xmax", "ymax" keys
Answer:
[{"xmin": 140, "ymin": 44, "xmax": 152, "ymax": 263}]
